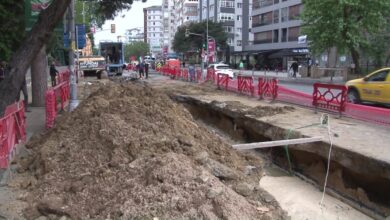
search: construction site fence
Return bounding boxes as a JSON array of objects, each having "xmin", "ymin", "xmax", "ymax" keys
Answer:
[
  {"xmin": 46, "ymin": 70, "xmax": 71, "ymax": 128},
  {"xmin": 0, "ymin": 101, "xmax": 26, "ymax": 169},
  {"xmin": 157, "ymin": 66, "xmax": 390, "ymax": 126}
]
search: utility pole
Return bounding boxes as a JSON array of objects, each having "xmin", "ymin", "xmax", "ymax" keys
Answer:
[
  {"xmin": 206, "ymin": 0, "xmax": 209, "ymax": 66},
  {"xmin": 67, "ymin": 0, "xmax": 78, "ymax": 110}
]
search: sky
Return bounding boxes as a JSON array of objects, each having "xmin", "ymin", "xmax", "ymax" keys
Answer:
[{"xmin": 94, "ymin": 0, "xmax": 162, "ymax": 45}]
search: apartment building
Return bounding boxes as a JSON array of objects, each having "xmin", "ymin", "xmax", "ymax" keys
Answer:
[
  {"xmin": 175, "ymin": 0, "xmax": 199, "ymax": 26},
  {"xmin": 143, "ymin": 6, "xmax": 164, "ymax": 56},
  {"xmin": 199, "ymin": 0, "xmax": 253, "ymax": 64},
  {"xmin": 124, "ymin": 28, "xmax": 144, "ymax": 43},
  {"xmin": 246, "ymin": 0, "xmax": 308, "ymax": 70}
]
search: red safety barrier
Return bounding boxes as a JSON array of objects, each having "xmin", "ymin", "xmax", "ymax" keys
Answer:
[
  {"xmin": 182, "ymin": 69, "xmax": 189, "ymax": 81},
  {"xmin": 196, "ymin": 68, "xmax": 202, "ymax": 82},
  {"xmin": 206, "ymin": 68, "xmax": 215, "ymax": 82},
  {"xmin": 57, "ymin": 70, "xmax": 70, "ymax": 84},
  {"xmin": 45, "ymin": 70, "xmax": 70, "ymax": 128},
  {"xmin": 237, "ymin": 75, "xmax": 254, "ymax": 96},
  {"xmin": 0, "ymin": 101, "xmax": 26, "ymax": 168},
  {"xmin": 217, "ymin": 73, "xmax": 230, "ymax": 90},
  {"xmin": 313, "ymin": 83, "xmax": 348, "ymax": 115},
  {"xmin": 258, "ymin": 77, "xmax": 278, "ymax": 100}
]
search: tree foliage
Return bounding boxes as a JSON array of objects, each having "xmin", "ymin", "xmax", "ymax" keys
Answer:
[
  {"xmin": 172, "ymin": 21, "xmax": 228, "ymax": 54},
  {"xmin": 301, "ymin": 0, "xmax": 390, "ymax": 73},
  {"xmin": 124, "ymin": 42, "xmax": 150, "ymax": 61},
  {"xmin": 0, "ymin": 0, "xmax": 25, "ymax": 61}
]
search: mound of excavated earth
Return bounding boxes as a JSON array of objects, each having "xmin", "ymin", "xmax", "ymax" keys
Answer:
[{"xmin": 18, "ymin": 81, "xmax": 287, "ymax": 219}]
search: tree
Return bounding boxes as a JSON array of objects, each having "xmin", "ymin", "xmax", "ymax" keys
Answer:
[
  {"xmin": 0, "ymin": 0, "xmax": 25, "ymax": 61},
  {"xmin": 172, "ymin": 21, "xmax": 228, "ymax": 54},
  {"xmin": 0, "ymin": 0, "xmax": 146, "ymax": 115},
  {"xmin": 301, "ymin": 0, "xmax": 390, "ymax": 74},
  {"xmin": 124, "ymin": 42, "xmax": 150, "ymax": 61}
]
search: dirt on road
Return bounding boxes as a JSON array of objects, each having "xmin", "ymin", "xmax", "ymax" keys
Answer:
[{"xmin": 11, "ymin": 81, "xmax": 286, "ymax": 220}]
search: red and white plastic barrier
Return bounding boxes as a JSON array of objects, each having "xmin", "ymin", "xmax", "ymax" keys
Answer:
[
  {"xmin": 312, "ymin": 83, "xmax": 348, "ymax": 115},
  {"xmin": 237, "ymin": 75, "xmax": 254, "ymax": 96},
  {"xmin": 0, "ymin": 101, "xmax": 26, "ymax": 168},
  {"xmin": 217, "ymin": 73, "xmax": 230, "ymax": 90},
  {"xmin": 258, "ymin": 77, "xmax": 278, "ymax": 100},
  {"xmin": 45, "ymin": 70, "xmax": 70, "ymax": 128}
]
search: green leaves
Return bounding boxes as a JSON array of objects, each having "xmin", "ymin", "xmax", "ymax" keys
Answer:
[
  {"xmin": 124, "ymin": 42, "xmax": 149, "ymax": 60},
  {"xmin": 172, "ymin": 21, "xmax": 228, "ymax": 54},
  {"xmin": 301, "ymin": 0, "xmax": 390, "ymax": 72}
]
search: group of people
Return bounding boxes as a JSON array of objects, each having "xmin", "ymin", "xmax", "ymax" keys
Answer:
[{"xmin": 126, "ymin": 62, "xmax": 150, "ymax": 79}]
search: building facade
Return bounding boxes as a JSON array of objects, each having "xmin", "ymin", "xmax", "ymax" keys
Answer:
[
  {"xmin": 124, "ymin": 28, "xmax": 144, "ymax": 43},
  {"xmin": 246, "ymin": 0, "xmax": 308, "ymax": 70},
  {"xmin": 143, "ymin": 6, "xmax": 164, "ymax": 56},
  {"xmin": 198, "ymin": 0, "xmax": 253, "ymax": 64}
]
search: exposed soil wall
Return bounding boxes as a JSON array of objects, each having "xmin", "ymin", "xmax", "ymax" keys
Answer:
[{"xmin": 176, "ymin": 95, "xmax": 390, "ymax": 218}]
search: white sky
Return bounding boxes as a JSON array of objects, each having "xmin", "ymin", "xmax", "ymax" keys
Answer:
[{"xmin": 94, "ymin": 0, "xmax": 162, "ymax": 45}]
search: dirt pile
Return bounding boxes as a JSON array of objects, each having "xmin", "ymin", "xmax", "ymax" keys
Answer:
[{"xmin": 19, "ymin": 81, "xmax": 286, "ymax": 219}]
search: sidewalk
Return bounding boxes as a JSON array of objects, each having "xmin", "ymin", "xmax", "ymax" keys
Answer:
[{"xmin": 235, "ymin": 69, "xmax": 345, "ymax": 85}]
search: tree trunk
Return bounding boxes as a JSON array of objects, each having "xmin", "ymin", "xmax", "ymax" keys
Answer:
[
  {"xmin": 350, "ymin": 47, "xmax": 361, "ymax": 75},
  {"xmin": 31, "ymin": 45, "xmax": 48, "ymax": 107},
  {"xmin": 0, "ymin": 0, "xmax": 71, "ymax": 115}
]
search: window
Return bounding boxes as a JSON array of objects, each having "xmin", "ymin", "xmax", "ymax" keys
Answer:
[
  {"xmin": 221, "ymin": 1, "xmax": 235, "ymax": 8},
  {"xmin": 148, "ymin": 16, "xmax": 151, "ymax": 19},
  {"xmin": 281, "ymin": 7, "xmax": 288, "ymax": 22},
  {"xmin": 273, "ymin": 29, "xmax": 279, "ymax": 43},
  {"xmin": 219, "ymin": 13, "xmax": 234, "ymax": 21},
  {"xmin": 273, "ymin": 10, "xmax": 279, "ymax": 23},
  {"xmin": 281, "ymin": 28, "xmax": 287, "ymax": 42},
  {"xmin": 237, "ymin": 3, "xmax": 242, "ymax": 8},
  {"xmin": 254, "ymin": 31, "xmax": 272, "ymax": 44},
  {"xmin": 237, "ymin": 27, "xmax": 242, "ymax": 33},
  {"xmin": 288, "ymin": 26, "xmax": 300, "ymax": 41},
  {"xmin": 367, "ymin": 71, "xmax": 389, "ymax": 82},
  {"xmin": 224, "ymin": 26, "xmax": 234, "ymax": 33},
  {"xmin": 237, "ymin": 15, "xmax": 241, "ymax": 21},
  {"xmin": 289, "ymin": 4, "xmax": 303, "ymax": 20},
  {"xmin": 237, "ymin": 40, "xmax": 242, "ymax": 46},
  {"xmin": 153, "ymin": 22, "xmax": 155, "ymax": 25}
]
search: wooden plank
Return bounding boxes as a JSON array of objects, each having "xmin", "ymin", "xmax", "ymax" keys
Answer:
[{"xmin": 232, "ymin": 137, "xmax": 323, "ymax": 150}]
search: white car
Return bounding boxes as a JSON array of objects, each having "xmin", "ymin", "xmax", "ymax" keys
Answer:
[{"xmin": 208, "ymin": 64, "xmax": 235, "ymax": 79}]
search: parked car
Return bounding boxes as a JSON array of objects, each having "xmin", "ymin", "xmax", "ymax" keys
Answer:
[
  {"xmin": 346, "ymin": 68, "xmax": 390, "ymax": 104},
  {"xmin": 208, "ymin": 64, "xmax": 235, "ymax": 79}
]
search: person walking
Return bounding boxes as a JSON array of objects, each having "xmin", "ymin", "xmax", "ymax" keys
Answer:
[
  {"xmin": 144, "ymin": 62, "xmax": 149, "ymax": 79},
  {"xmin": 289, "ymin": 61, "xmax": 299, "ymax": 78},
  {"xmin": 139, "ymin": 61, "xmax": 145, "ymax": 79},
  {"xmin": 50, "ymin": 61, "xmax": 59, "ymax": 86}
]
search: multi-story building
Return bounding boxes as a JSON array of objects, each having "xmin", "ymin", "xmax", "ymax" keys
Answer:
[
  {"xmin": 246, "ymin": 0, "xmax": 308, "ymax": 70},
  {"xmin": 175, "ymin": 0, "xmax": 199, "ymax": 27},
  {"xmin": 124, "ymin": 28, "xmax": 144, "ymax": 43},
  {"xmin": 143, "ymin": 6, "xmax": 164, "ymax": 56},
  {"xmin": 162, "ymin": 0, "xmax": 176, "ymax": 56},
  {"xmin": 198, "ymin": 0, "xmax": 253, "ymax": 64}
]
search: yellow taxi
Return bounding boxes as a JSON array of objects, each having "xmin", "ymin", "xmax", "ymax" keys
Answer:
[{"xmin": 346, "ymin": 68, "xmax": 390, "ymax": 104}]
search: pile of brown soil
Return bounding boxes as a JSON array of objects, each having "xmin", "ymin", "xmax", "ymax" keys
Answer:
[{"xmin": 19, "ymin": 81, "xmax": 287, "ymax": 219}]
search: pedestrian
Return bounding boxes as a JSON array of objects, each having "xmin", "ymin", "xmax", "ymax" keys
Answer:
[
  {"xmin": 144, "ymin": 62, "xmax": 149, "ymax": 79},
  {"xmin": 189, "ymin": 64, "xmax": 195, "ymax": 82},
  {"xmin": 182, "ymin": 61, "xmax": 185, "ymax": 68},
  {"xmin": 239, "ymin": 61, "xmax": 244, "ymax": 70},
  {"xmin": 289, "ymin": 61, "xmax": 299, "ymax": 78},
  {"xmin": 139, "ymin": 61, "xmax": 145, "ymax": 79},
  {"xmin": 16, "ymin": 75, "xmax": 30, "ymax": 112},
  {"xmin": 50, "ymin": 61, "xmax": 59, "ymax": 86}
]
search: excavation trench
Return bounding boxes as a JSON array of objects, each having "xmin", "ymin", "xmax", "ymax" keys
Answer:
[{"xmin": 174, "ymin": 95, "xmax": 390, "ymax": 219}]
